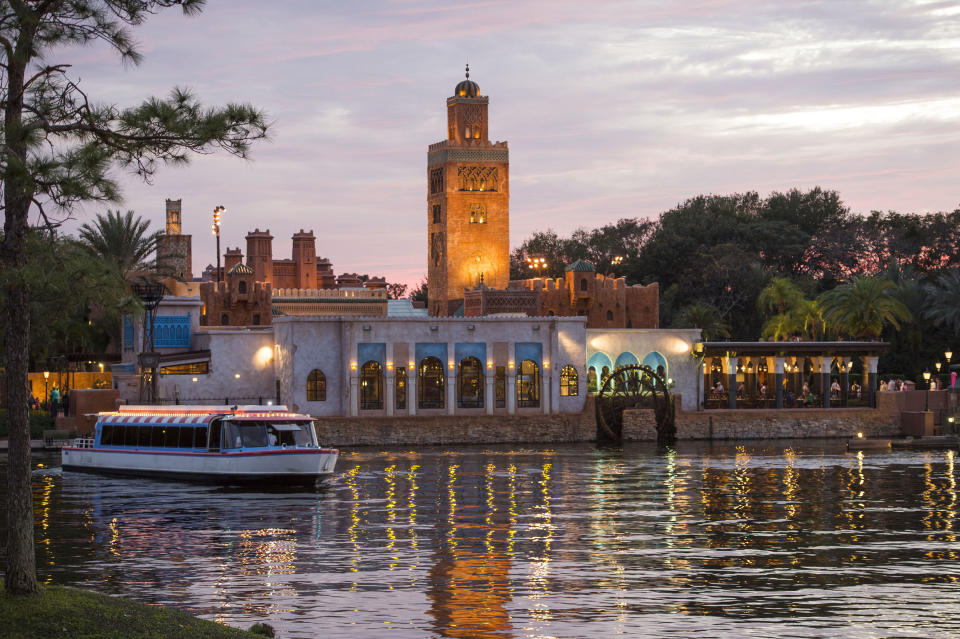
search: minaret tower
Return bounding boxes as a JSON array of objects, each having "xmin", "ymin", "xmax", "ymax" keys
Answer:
[
  {"xmin": 156, "ymin": 198, "xmax": 192, "ymax": 280},
  {"xmin": 427, "ymin": 65, "xmax": 510, "ymax": 316}
]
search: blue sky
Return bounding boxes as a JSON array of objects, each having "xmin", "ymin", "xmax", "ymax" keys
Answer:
[{"xmin": 57, "ymin": 0, "xmax": 960, "ymax": 286}]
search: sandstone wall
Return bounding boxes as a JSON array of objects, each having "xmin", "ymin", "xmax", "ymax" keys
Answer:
[
  {"xmin": 623, "ymin": 392, "xmax": 901, "ymax": 441},
  {"xmin": 315, "ymin": 397, "xmax": 597, "ymax": 447}
]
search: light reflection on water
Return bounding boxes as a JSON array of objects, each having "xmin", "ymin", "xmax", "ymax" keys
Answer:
[{"xmin": 4, "ymin": 441, "xmax": 960, "ymax": 638}]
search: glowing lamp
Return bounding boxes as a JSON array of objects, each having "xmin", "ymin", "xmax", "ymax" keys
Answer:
[
  {"xmin": 487, "ymin": 361, "xmax": 493, "ymax": 369},
  {"xmin": 43, "ymin": 371, "xmax": 49, "ymax": 379},
  {"xmin": 543, "ymin": 361, "xmax": 550, "ymax": 369},
  {"xmin": 947, "ymin": 351, "xmax": 954, "ymax": 362},
  {"xmin": 234, "ymin": 373, "xmax": 240, "ymax": 379},
  {"xmin": 857, "ymin": 432, "xmax": 864, "ymax": 439},
  {"xmin": 923, "ymin": 371, "xmax": 931, "ymax": 381},
  {"xmin": 350, "ymin": 362, "xmax": 357, "ymax": 371}
]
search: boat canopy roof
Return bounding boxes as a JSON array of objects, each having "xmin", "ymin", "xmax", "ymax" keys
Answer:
[{"xmin": 99, "ymin": 405, "xmax": 312, "ymax": 425}]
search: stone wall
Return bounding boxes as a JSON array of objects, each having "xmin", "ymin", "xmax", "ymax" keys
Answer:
[
  {"xmin": 315, "ymin": 397, "xmax": 597, "ymax": 447},
  {"xmin": 623, "ymin": 392, "xmax": 902, "ymax": 441}
]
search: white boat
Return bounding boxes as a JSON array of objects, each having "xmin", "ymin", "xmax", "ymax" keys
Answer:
[{"xmin": 61, "ymin": 405, "xmax": 338, "ymax": 484}]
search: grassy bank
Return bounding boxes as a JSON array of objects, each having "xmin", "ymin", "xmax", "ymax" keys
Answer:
[{"xmin": 0, "ymin": 583, "xmax": 265, "ymax": 639}]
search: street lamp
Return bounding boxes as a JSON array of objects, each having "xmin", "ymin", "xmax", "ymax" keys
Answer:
[
  {"xmin": 212, "ymin": 205, "xmax": 225, "ymax": 283},
  {"xmin": 946, "ymin": 351, "xmax": 953, "ymax": 364},
  {"xmin": 42, "ymin": 371, "xmax": 49, "ymax": 413},
  {"xmin": 525, "ymin": 256, "xmax": 548, "ymax": 273},
  {"xmin": 923, "ymin": 370, "xmax": 932, "ymax": 390}
]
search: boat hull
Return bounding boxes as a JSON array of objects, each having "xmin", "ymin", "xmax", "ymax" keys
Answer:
[{"xmin": 61, "ymin": 447, "xmax": 339, "ymax": 485}]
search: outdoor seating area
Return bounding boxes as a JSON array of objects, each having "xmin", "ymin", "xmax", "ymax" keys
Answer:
[{"xmin": 698, "ymin": 341, "xmax": 889, "ymax": 410}]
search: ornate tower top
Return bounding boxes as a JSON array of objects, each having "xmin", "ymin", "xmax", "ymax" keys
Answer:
[{"xmin": 454, "ymin": 63, "xmax": 479, "ymax": 98}]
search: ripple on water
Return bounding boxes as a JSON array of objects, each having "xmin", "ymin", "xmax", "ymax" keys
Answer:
[{"xmin": 3, "ymin": 442, "xmax": 960, "ymax": 638}]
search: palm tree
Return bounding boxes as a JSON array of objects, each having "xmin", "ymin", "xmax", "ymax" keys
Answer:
[
  {"xmin": 78, "ymin": 209, "xmax": 162, "ymax": 281},
  {"xmin": 792, "ymin": 298, "xmax": 826, "ymax": 340},
  {"xmin": 817, "ymin": 277, "xmax": 912, "ymax": 340},
  {"xmin": 673, "ymin": 302, "xmax": 732, "ymax": 341},
  {"xmin": 761, "ymin": 313, "xmax": 797, "ymax": 341},
  {"xmin": 757, "ymin": 277, "xmax": 804, "ymax": 315},
  {"xmin": 923, "ymin": 269, "xmax": 960, "ymax": 334}
]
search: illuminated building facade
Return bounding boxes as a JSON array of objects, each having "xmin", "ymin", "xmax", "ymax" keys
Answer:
[{"xmin": 428, "ymin": 66, "xmax": 510, "ymax": 316}]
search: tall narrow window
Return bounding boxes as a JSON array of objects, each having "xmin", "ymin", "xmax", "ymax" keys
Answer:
[
  {"xmin": 418, "ymin": 357, "xmax": 445, "ymax": 409},
  {"xmin": 252, "ymin": 314, "xmax": 261, "ymax": 326},
  {"xmin": 580, "ymin": 278, "xmax": 588, "ymax": 291},
  {"xmin": 238, "ymin": 280, "xmax": 247, "ymax": 294},
  {"xmin": 432, "ymin": 204, "xmax": 442, "ymax": 224},
  {"xmin": 396, "ymin": 367, "xmax": 407, "ymax": 410},
  {"xmin": 458, "ymin": 357, "xmax": 483, "ymax": 408},
  {"xmin": 360, "ymin": 361, "xmax": 383, "ymax": 410},
  {"xmin": 221, "ymin": 313, "xmax": 229, "ymax": 326},
  {"xmin": 307, "ymin": 369, "xmax": 326, "ymax": 401},
  {"xmin": 517, "ymin": 360, "xmax": 540, "ymax": 408},
  {"xmin": 606, "ymin": 310, "xmax": 614, "ymax": 322},
  {"xmin": 587, "ymin": 367, "xmax": 598, "ymax": 394},
  {"xmin": 560, "ymin": 365, "xmax": 579, "ymax": 397},
  {"xmin": 495, "ymin": 366, "xmax": 506, "ymax": 408}
]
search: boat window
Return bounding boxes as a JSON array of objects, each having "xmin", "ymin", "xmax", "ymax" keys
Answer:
[
  {"xmin": 208, "ymin": 421, "xmax": 221, "ymax": 452},
  {"xmin": 124, "ymin": 426, "xmax": 139, "ymax": 447},
  {"xmin": 100, "ymin": 425, "xmax": 113, "ymax": 445},
  {"xmin": 179, "ymin": 427, "xmax": 195, "ymax": 448},
  {"xmin": 223, "ymin": 421, "xmax": 241, "ymax": 449},
  {"xmin": 138, "ymin": 426, "xmax": 152, "ymax": 447},
  {"xmin": 151, "ymin": 426, "xmax": 164, "ymax": 447},
  {"xmin": 265, "ymin": 421, "xmax": 314, "ymax": 447},
  {"xmin": 164, "ymin": 427, "xmax": 181, "ymax": 448},
  {"xmin": 223, "ymin": 421, "xmax": 269, "ymax": 448},
  {"xmin": 194, "ymin": 426, "xmax": 208, "ymax": 449}
]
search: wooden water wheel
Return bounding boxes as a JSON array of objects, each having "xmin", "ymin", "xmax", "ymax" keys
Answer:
[{"xmin": 595, "ymin": 364, "xmax": 675, "ymax": 445}]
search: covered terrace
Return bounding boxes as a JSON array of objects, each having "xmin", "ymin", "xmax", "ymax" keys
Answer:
[{"xmin": 698, "ymin": 341, "xmax": 889, "ymax": 410}]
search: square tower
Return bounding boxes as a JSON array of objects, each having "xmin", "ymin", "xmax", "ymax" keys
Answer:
[{"xmin": 427, "ymin": 65, "xmax": 510, "ymax": 316}]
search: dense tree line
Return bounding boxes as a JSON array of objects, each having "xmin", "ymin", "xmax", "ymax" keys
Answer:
[{"xmin": 511, "ymin": 188, "xmax": 960, "ymax": 379}]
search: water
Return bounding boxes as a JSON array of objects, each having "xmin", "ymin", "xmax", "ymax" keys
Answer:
[{"xmin": 4, "ymin": 441, "xmax": 960, "ymax": 638}]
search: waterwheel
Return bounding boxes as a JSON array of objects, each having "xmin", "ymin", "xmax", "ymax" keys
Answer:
[{"xmin": 595, "ymin": 364, "xmax": 675, "ymax": 445}]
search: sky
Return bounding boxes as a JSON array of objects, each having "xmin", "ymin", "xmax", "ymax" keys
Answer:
[{"xmin": 54, "ymin": 0, "xmax": 960, "ymax": 287}]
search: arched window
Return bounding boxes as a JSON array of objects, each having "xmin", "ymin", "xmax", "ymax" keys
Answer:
[
  {"xmin": 601, "ymin": 366, "xmax": 611, "ymax": 387},
  {"xmin": 252, "ymin": 313, "xmax": 261, "ymax": 326},
  {"xmin": 588, "ymin": 366, "xmax": 598, "ymax": 394},
  {"xmin": 432, "ymin": 204, "xmax": 442, "ymax": 224},
  {"xmin": 606, "ymin": 310, "xmax": 613, "ymax": 321},
  {"xmin": 396, "ymin": 367, "xmax": 407, "ymax": 410},
  {"xmin": 580, "ymin": 278, "xmax": 588, "ymax": 291},
  {"xmin": 306, "ymin": 369, "xmax": 326, "ymax": 401},
  {"xmin": 360, "ymin": 361, "xmax": 383, "ymax": 410},
  {"xmin": 238, "ymin": 280, "xmax": 247, "ymax": 294},
  {"xmin": 517, "ymin": 360, "xmax": 540, "ymax": 407},
  {"xmin": 221, "ymin": 313, "xmax": 229, "ymax": 326},
  {"xmin": 560, "ymin": 365, "xmax": 579, "ymax": 397},
  {"xmin": 458, "ymin": 357, "xmax": 483, "ymax": 408},
  {"xmin": 418, "ymin": 357, "xmax": 445, "ymax": 409}
]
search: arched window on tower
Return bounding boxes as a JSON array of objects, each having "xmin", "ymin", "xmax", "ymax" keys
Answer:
[
  {"xmin": 432, "ymin": 204, "xmax": 442, "ymax": 224},
  {"xmin": 606, "ymin": 310, "xmax": 614, "ymax": 322},
  {"xmin": 580, "ymin": 278, "xmax": 588, "ymax": 291},
  {"xmin": 306, "ymin": 369, "xmax": 326, "ymax": 401},
  {"xmin": 238, "ymin": 280, "xmax": 247, "ymax": 295}
]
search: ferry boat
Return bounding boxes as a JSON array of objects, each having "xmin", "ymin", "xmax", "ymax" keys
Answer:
[{"xmin": 61, "ymin": 405, "xmax": 338, "ymax": 484}]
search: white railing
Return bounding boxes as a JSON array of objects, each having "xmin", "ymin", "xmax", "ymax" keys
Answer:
[{"xmin": 71, "ymin": 437, "xmax": 95, "ymax": 449}]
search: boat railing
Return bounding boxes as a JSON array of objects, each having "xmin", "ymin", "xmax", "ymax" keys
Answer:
[{"xmin": 71, "ymin": 437, "xmax": 95, "ymax": 449}]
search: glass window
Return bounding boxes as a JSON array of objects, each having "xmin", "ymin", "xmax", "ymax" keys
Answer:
[
  {"xmin": 179, "ymin": 427, "xmax": 195, "ymax": 448},
  {"xmin": 419, "ymin": 357, "xmax": 445, "ymax": 409},
  {"xmin": 606, "ymin": 310, "xmax": 613, "ymax": 321},
  {"xmin": 164, "ymin": 426, "xmax": 181, "ymax": 448},
  {"xmin": 580, "ymin": 278, "xmax": 587, "ymax": 291},
  {"xmin": 221, "ymin": 313, "xmax": 229, "ymax": 326},
  {"xmin": 587, "ymin": 367, "xmax": 598, "ymax": 394},
  {"xmin": 307, "ymin": 369, "xmax": 326, "ymax": 401},
  {"xmin": 223, "ymin": 421, "xmax": 241, "ymax": 449},
  {"xmin": 138, "ymin": 426, "xmax": 151, "ymax": 447},
  {"xmin": 238, "ymin": 280, "xmax": 247, "ymax": 294},
  {"xmin": 151, "ymin": 425, "xmax": 164, "ymax": 447},
  {"xmin": 360, "ymin": 361, "xmax": 383, "ymax": 410},
  {"xmin": 495, "ymin": 366, "xmax": 506, "ymax": 408},
  {"xmin": 517, "ymin": 360, "xmax": 540, "ymax": 407},
  {"xmin": 100, "ymin": 425, "xmax": 113, "ymax": 446},
  {"xmin": 194, "ymin": 426, "xmax": 208, "ymax": 449},
  {"xmin": 252, "ymin": 314, "xmax": 261, "ymax": 326},
  {"xmin": 560, "ymin": 365, "xmax": 579, "ymax": 397},
  {"xmin": 124, "ymin": 426, "xmax": 139, "ymax": 446},
  {"xmin": 458, "ymin": 357, "xmax": 483, "ymax": 408},
  {"xmin": 160, "ymin": 361, "xmax": 209, "ymax": 376},
  {"xmin": 396, "ymin": 367, "xmax": 407, "ymax": 410}
]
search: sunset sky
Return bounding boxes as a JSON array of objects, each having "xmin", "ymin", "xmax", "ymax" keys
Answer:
[{"xmin": 57, "ymin": 0, "xmax": 960, "ymax": 287}]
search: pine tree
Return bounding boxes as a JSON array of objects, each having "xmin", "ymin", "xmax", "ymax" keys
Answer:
[{"xmin": 1, "ymin": 0, "xmax": 268, "ymax": 595}]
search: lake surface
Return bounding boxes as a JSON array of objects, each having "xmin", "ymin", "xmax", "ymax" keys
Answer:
[{"xmin": 3, "ymin": 441, "xmax": 960, "ymax": 638}]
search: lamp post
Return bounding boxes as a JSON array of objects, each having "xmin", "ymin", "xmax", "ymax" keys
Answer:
[
  {"xmin": 212, "ymin": 205, "xmax": 225, "ymax": 283},
  {"xmin": 923, "ymin": 370, "xmax": 932, "ymax": 390},
  {"xmin": 42, "ymin": 371, "xmax": 49, "ymax": 414},
  {"xmin": 525, "ymin": 256, "xmax": 548, "ymax": 274},
  {"xmin": 132, "ymin": 280, "xmax": 166, "ymax": 403}
]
